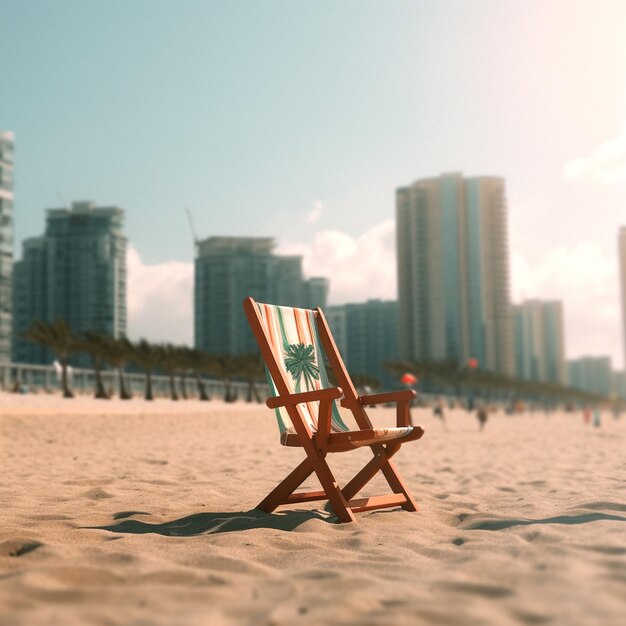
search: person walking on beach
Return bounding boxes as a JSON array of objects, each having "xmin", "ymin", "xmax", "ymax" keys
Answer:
[
  {"xmin": 583, "ymin": 407, "xmax": 591, "ymax": 425},
  {"xmin": 592, "ymin": 407, "xmax": 601, "ymax": 428},
  {"xmin": 477, "ymin": 405, "xmax": 488, "ymax": 431},
  {"xmin": 433, "ymin": 397, "xmax": 447, "ymax": 430}
]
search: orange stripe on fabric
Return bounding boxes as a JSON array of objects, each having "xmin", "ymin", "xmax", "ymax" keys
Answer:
[
  {"xmin": 306, "ymin": 309, "xmax": 343, "ymax": 432},
  {"xmin": 293, "ymin": 307, "xmax": 306, "ymax": 343},
  {"xmin": 263, "ymin": 304, "xmax": 294, "ymax": 432},
  {"xmin": 262, "ymin": 304, "xmax": 283, "ymax": 389}
]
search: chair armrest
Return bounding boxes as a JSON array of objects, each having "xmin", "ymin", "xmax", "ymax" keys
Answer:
[
  {"xmin": 343, "ymin": 389, "xmax": 414, "ymax": 428},
  {"xmin": 266, "ymin": 387, "xmax": 343, "ymax": 409},
  {"xmin": 358, "ymin": 390, "xmax": 415, "ymax": 406}
]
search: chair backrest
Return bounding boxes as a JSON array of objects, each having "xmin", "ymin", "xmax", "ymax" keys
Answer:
[{"xmin": 244, "ymin": 299, "xmax": 349, "ymax": 439}]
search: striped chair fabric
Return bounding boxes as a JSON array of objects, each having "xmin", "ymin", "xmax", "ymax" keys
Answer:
[
  {"xmin": 255, "ymin": 302, "xmax": 414, "ymax": 447},
  {"xmin": 255, "ymin": 302, "xmax": 350, "ymax": 443}
]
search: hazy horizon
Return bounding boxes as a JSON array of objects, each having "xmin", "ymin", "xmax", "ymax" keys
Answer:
[{"xmin": 2, "ymin": 0, "xmax": 625, "ymax": 367}]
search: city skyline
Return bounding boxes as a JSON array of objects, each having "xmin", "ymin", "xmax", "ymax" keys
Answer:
[{"xmin": 2, "ymin": 2, "xmax": 626, "ymax": 366}]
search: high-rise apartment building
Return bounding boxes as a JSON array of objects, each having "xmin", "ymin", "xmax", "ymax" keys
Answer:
[
  {"xmin": 13, "ymin": 201, "xmax": 127, "ymax": 364},
  {"xmin": 0, "ymin": 131, "xmax": 15, "ymax": 363},
  {"xmin": 513, "ymin": 299, "xmax": 566, "ymax": 385},
  {"xmin": 618, "ymin": 226, "xmax": 626, "ymax": 367},
  {"xmin": 612, "ymin": 370, "xmax": 626, "ymax": 401},
  {"xmin": 326, "ymin": 300, "xmax": 399, "ymax": 385},
  {"xmin": 396, "ymin": 172, "xmax": 513, "ymax": 375},
  {"xmin": 194, "ymin": 237, "xmax": 328, "ymax": 355},
  {"xmin": 567, "ymin": 356, "xmax": 612, "ymax": 397}
]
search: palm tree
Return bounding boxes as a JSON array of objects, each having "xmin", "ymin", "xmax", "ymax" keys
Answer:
[
  {"xmin": 208, "ymin": 354, "xmax": 239, "ymax": 402},
  {"xmin": 158, "ymin": 343, "xmax": 181, "ymax": 401},
  {"xmin": 237, "ymin": 354, "xmax": 265, "ymax": 403},
  {"xmin": 26, "ymin": 319, "xmax": 78, "ymax": 398},
  {"xmin": 184, "ymin": 348, "xmax": 212, "ymax": 401},
  {"xmin": 350, "ymin": 373, "xmax": 381, "ymax": 394},
  {"xmin": 77, "ymin": 330, "xmax": 111, "ymax": 399},
  {"xmin": 128, "ymin": 339, "xmax": 160, "ymax": 400},
  {"xmin": 102, "ymin": 335, "xmax": 133, "ymax": 399},
  {"xmin": 176, "ymin": 345, "xmax": 191, "ymax": 399}
]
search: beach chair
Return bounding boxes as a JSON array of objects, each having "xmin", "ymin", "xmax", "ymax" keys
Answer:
[{"xmin": 243, "ymin": 297, "xmax": 425, "ymax": 523}]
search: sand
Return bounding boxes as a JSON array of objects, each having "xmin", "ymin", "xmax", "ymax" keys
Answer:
[{"xmin": 1, "ymin": 392, "xmax": 625, "ymax": 625}]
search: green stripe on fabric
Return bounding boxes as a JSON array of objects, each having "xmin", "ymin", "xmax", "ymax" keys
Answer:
[
  {"xmin": 308, "ymin": 310, "xmax": 350, "ymax": 432},
  {"xmin": 264, "ymin": 365, "xmax": 288, "ymax": 434},
  {"xmin": 275, "ymin": 306, "xmax": 291, "ymax": 351}
]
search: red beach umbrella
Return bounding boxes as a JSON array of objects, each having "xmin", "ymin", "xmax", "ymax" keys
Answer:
[{"xmin": 401, "ymin": 372, "xmax": 418, "ymax": 385}]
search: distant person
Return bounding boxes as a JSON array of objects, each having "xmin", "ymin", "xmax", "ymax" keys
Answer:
[
  {"xmin": 477, "ymin": 405, "xmax": 488, "ymax": 431},
  {"xmin": 583, "ymin": 407, "xmax": 591, "ymax": 425},
  {"xmin": 592, "ymin": 408, "xmax": 601, "ymax": 428},
  {"xmin": 432, "ymin": 398, "xmax": 446, "ymax": 429}
]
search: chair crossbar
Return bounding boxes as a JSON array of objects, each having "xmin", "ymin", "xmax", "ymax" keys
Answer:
[
  {"xmin": 285, "ymin": 490, "xmax": 328, "ymax": 504},
  {"xmin": 347, "ymin": 494, "xmax": 408, "ymax": 513}
]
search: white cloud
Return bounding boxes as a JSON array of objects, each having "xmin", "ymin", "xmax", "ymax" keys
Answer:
[
  {"xmin": 306, "ymin": 200, "xmax": 324, "ymax": 224},
  {"xmin": 126, "ymin": 245, "xmax": 193, "ymax": 344},
  {"xmin": 564, "ymin": 125, "xmax": 626, "ymax": 184},
  {"xmin": 511, "ymin": 243, "xmax": 622, "ymax": 366},
  {"xmin": 278, "ymin": 219, "xmax": 397, "ymax": 304}
]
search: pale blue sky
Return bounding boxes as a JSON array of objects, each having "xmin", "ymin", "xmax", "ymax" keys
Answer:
[{"xmin": 2, "ymin": 1, "xmax": 626, "ymax": 364}]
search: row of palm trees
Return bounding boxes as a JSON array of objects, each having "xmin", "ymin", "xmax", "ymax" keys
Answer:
[
  {"xmin": 383, "ymin": 359, "xmax": 619, "ymax": 407},
  {"xmin": 25, "ymin": 319, "xmax": 265, "ymax": 401},
  {"xmin": 23, "ymin": 319, "xmax": 618, "ymax": 408}
]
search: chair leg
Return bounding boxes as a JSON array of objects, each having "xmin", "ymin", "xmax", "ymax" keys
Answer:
[
  {"xmin": 375, "ymin": 447, "xmax": 419, "ymax": 512},
  {"xmin": 342, "ymin": 443, "xmax": 418, "ymax": 513},
  {"xmin": 310, "ymin": 456, "xmax": 356, "ymax": 523},
  {"xmin": 341, "ymin": 443, "xmax": 401, "ymax": 501},
  {"xmin": 256, "ymin": 446, "xmax": 414, "ymax": 522},
  {"xmin": 256, "ymin": 457, "xmax": 315, "ymax": 513}
]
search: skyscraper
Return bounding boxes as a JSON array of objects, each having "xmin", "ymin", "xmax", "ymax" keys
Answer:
[
  {"xmin": 0, "ymin": 131, "xmax": 14, "ymax": 363},
  {"xmin": 567, "ymin": 356, "xmax": 612, "ymax": 397},
  {"xmin": 13, "ymin": 201, "xmax": 127, "ymax": 364},
  {"xmin": 326, "ymin": 299, "xmax": 399, "ymax": 385},
  {"xmin": 618, "ymin": 226, "xmax": 626, "ymax": 367},
  {"xmin": 194, "ymin": 236, "xmax": 328, "ymax": 355},
  {"xmin": 513, "ymin": 299, "xmax": 566, "ymax": 385},
  {"xmin": 396, "ymin": 172, "xmax": 513, "ymax": 375}
]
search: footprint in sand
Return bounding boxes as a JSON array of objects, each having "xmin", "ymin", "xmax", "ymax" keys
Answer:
[
  {"xmin": 438, "ymin": 580, "xmax": 514, "ymax": 599},
  {"xmin": 81, "ymin": 487, "xmax": 113, "ymax": 500},
  {"xmin": 0, "ymin": 540, "xmax": 42, "ymax": 557}
]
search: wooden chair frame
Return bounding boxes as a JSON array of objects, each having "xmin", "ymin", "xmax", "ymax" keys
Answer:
[{"xmin": 244, "ymin": 297, "xmax": 425, "ymax": 523}]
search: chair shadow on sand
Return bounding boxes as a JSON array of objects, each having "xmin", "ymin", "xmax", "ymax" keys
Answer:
[{"xmin": 84, "ymin": 509, "xmax": 335, "ymax": 537}]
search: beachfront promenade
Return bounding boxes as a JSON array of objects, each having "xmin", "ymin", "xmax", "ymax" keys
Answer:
[{"xmin": 0, "ymin": 361, "xmax": 262, "ymax": 400}]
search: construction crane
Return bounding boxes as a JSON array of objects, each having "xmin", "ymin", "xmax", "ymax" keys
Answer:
[{"xmin": 185, "ymin": 205, "xmax": 200, "ymax": 254}]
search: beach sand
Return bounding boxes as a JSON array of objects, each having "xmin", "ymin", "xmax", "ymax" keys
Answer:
[{"xmin": 1, "ymin": 393, "xmax": 625, "ymax": 625}]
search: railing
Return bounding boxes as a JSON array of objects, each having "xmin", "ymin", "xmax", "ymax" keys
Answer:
[{"xmin": 0, "ymin": 361, "xmax": 267, "ymax": 400}]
